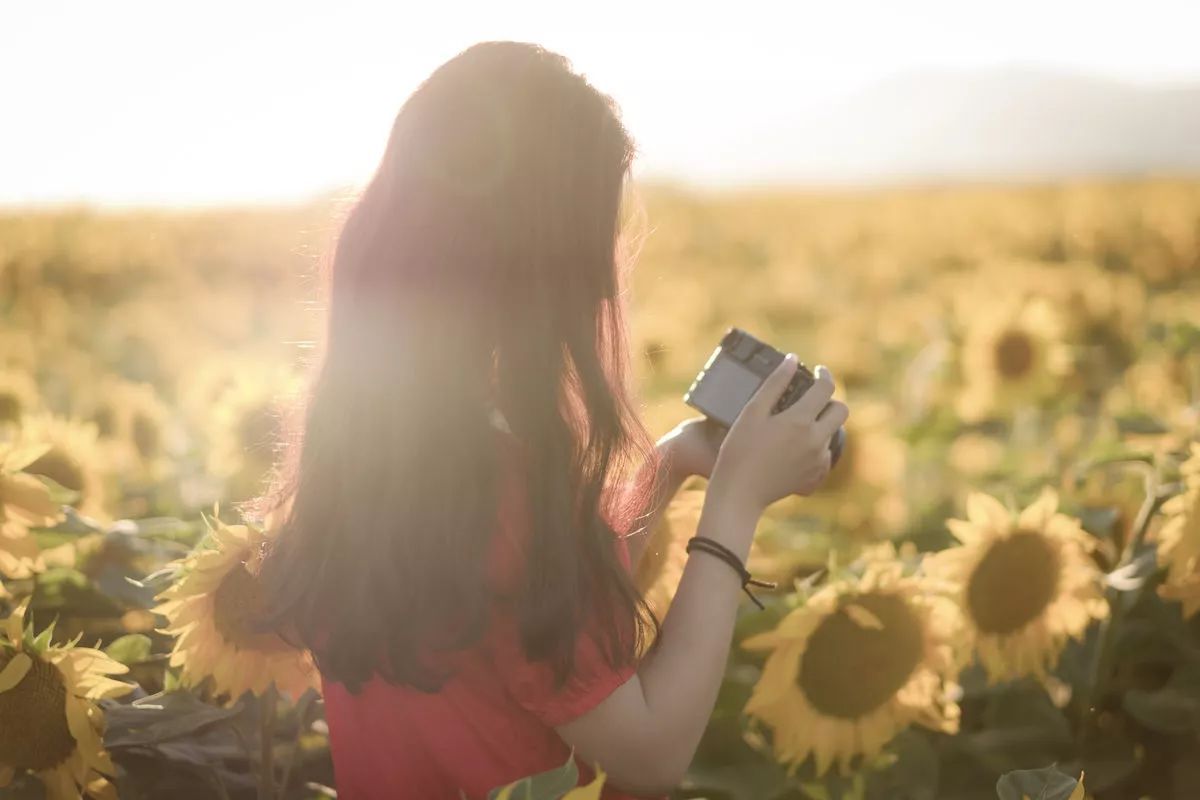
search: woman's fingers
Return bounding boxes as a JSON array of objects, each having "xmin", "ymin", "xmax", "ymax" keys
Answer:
[
  {"xmin": 814, "ymin": 400, "xmax": 850, "ymax": 440},
  {"xmin": 742, "ymin": 354, "xmax": 798, "ymax": 419},
  {"xmin": 781, "ymin": 365, "xmax": 835, "ymax": 422}
]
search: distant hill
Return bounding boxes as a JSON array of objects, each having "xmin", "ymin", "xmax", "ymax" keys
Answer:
[{"xmin": 683, "ymin": 67, "xmax": 1200, "ymax": 185}]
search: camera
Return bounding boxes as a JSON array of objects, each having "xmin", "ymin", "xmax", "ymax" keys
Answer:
[{"xmin": 683, "ymin": 328, "xmax": 846, "ymax": 466}]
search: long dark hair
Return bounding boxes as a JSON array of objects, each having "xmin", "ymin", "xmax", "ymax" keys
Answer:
[{"xmin": 256, "ymin": 41, "xmax": 658, "ymax": 693}]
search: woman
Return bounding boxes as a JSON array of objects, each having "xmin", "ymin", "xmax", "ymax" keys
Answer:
[{"xmin": 257, "ymin": 41, "xmax": 847, "ymax": 799}]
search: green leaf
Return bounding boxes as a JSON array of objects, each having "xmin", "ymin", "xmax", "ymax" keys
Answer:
[
  {"xmin": 33, "ymin": 473, "xmax": 80, "ymax": 507},
  {"xmin": 1122, "ymin": 663, "xmax": 1200, "ymax": 734},
  {"xmin": 955, "ymin": 682, "xmax": 1074, "ymax": 777},
  {"xmin": 866, "ymin": 730, "xmax": 939, "ymax": 800},
  {"xmin": 995, "ymin": 765, "xmax": 1080, "ymax": 800},
  {"xmin": 104, "ymin": 633, "xmax": 153, "ymax": 665},
  {"xmin": 1078, "ymin": 730, "xmax": 1139, "ymax": 792},
  {"xmin": 30, "ymin": 617, "xmax": 57, "ymax": 652},
  {"xmin": 103, "ymin": 691, "xmax": 247, "ymax": 748},
  {"xmin": 487, "ymin": 751, "xmax": 580, "ymax": 800},
  {"xmin": 1114, "ymin": 413, "xmax": 1170, "ymax": 436}
]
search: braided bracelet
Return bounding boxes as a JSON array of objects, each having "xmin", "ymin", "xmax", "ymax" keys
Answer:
[{"xmin": 685, "ymin": 536, "xmax": 778, "ymax": 609}]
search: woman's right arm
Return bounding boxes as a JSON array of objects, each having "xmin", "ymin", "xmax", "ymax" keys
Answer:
[{"xmin": 556, "ymin": 357, "xmax": 849, "ymax": 796}]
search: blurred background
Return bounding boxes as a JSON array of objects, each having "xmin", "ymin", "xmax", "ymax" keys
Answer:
[
  {"xmin": 2, "ymin": 2, "xmax": 1200, "ymax": 799},
  {"xmin": 6, "ymin": 0, "xmax": 1200, "ymax": 205}
]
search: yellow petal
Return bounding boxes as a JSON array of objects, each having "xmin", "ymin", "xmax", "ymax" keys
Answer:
[
  {"xmin": 966, "ymin": 492, "xmax": 1010, "ymax": 531},
  {"xmin": 2, "ymin": 442, "xmax": 51, "ymax": 473},
  {"xmin": 1018, "ymin": 487, "xmax": 1059, "ymax": 530},
  {"xmin": 0, "ymin": 473, "xmax": 63, "ymax": 526},
  {"xmin": 0, "ymin": 652, "xmax": 31, "ymax": 692},
  {"xmin": 843, "ymin": 603, "xmax": 884, "ymax": 630},
  {"xmin": 4, "ymin": 598, "xmax": 28, "ymax": 644},
  {"xmin": 562, "ymin": 766, "xmax": 606, "ymax": 799},
  {"xmin": 66, "ymin": 697, "xmax": 105, "ymax": 768},
  {"xmin": 945, "ymin": 519, "xmax": 981, "ymax": 545},
  {"xmin": 87, "ymin": 776, "xmax": 119, "ymax": 800},
  {"xmin": 1067, "ymin": 773, "xmax": 1086, "ymax": 800}
]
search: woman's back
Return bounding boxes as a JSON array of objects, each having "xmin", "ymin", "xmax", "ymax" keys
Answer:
[{"xmin": 319, "ymin": 436, "xmax": 641, "ymax": 799}]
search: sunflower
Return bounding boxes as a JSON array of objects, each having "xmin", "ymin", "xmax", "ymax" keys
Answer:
[
  {"xmin": 634, "ymin": 489, "xmax": 704, "ymax": 621},
  {"xmin": 0, "ymin": 442, "xmax": 64, "ymax": 585},
  {"xmin": 155, "ymin": 518, "xmax": 318, "ymax": 701},
  {"xmin": 948, "ymin": 433, "xmax": 1006, "ymax": 478},
  {"xmin": 80, "ymin": 377, "xmax": 173, "ymax": 478},
  {"xmin": 742, "ymin": 556, "xmax": 962, "ymax": 775},
  {"xmin": 926, "ymin": 489, "xmax": 1108, "ymax": 683},
  {"xmin": 0, "ymin": 369, "xmax": 40, "ymax": 429},
  {"xmin": 0, "ymin": 599, "xmax": 131, "ymax": 799},
  {"xmin": 17, "ymin": 415, "xmax": 109, "ymax": 523},
  {"xmin": 207, "ymin": 373, "xmax": 295, "ymax": 501},
  {"xmin": 808, "ymin": 402, "xmax": 909, "ymax": 537},
  {"xmin": 956, "ymin": 295, "xmax": 1073, "ymax": 422},
  {"xmin": 0, "ymin": 331, "xmax": 38, "ymax": 374},
  {"xmin": 1157, "ymin": 444, "xmax": 1200, "ymax": 617}
]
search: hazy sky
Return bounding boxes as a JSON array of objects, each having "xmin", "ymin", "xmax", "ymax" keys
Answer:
[{"xmin": 3, "ymin": 0, "xmax": 1199, "ymax": 206}]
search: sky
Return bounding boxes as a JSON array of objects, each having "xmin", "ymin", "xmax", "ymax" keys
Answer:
[{"xmin": 3, "ymin": 0, "xmax": 1200, "ymax": 206}]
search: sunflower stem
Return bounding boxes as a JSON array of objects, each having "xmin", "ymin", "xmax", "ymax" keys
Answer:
[
  {"xmin": 1080, "ymin": 471, "xmax": 1168, "ymax": 750},
  {"xmin": 259, "ymin": 685, "xmax": 278, "ymax": 800},
  {"xmin": 278, "ymin": 693, "xmax": 313, "ymax": 798}
]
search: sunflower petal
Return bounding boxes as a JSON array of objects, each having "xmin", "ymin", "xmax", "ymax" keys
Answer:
[
  {"xmin": 562, "ymin": 766, "xmax": 606, "ymax": 799},
  {"xmin": 1, "ymin": 472, "xmax": 63, "ymax": 526},
  {"xmin": 87, "ymin": 776, "xmax": 119, "ymax": 800},
  {"xmin": 4, "ymin": 598, "xmax": 28, "ymax": 644},
  {"xmin": 966, "ymin": 492, "xmax": 1010, "ymax": 530},
  {"xmin": 843, "ymin": 604, "xmax": 884, "ymax": 630},
  {"xmin": 1018, "ymin": 487, "xmax": 1059, "ymax": 530},
  {"xmin": 2, "ymin": 442, "xmax": 52, "ymax": 473},
  {"xmin": 0, "ymin": 652, "xmax": 32, "ymax": 692}
]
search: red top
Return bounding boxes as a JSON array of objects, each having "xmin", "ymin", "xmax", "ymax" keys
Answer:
[{"xmin": 321, "ymin": 438, "xmax": 658, "ymax": 800}]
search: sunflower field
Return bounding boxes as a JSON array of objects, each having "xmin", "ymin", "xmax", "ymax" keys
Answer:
[{"xmin": 1, "ymin": 179, "xmax": 1199, "ymax": 799}]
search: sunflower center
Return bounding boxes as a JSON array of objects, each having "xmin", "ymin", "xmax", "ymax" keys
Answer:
[
  {"xmin": 0, "ymin": 393, "xmax": 21, "ymax": 425},
  {"xmin": 966, "ymin": 530, "xmax": 1061, "ymax": 635},
  {"xmin": 92, "ymin": 406, "xmax": 117, "ymax": 438},
  {"xmin": 993, "ymin": 330, "xmax": 1036, "ymax": 380},
  {"xmin": 0, "ymin": 650, "xmax": 76, "ymax": 771},
  {"xmin": 211, "ymin": 565, "xmax": 268, "ymax": 648},
  {"xmin": 26, "ymin": 448, "xmax": 84, "ymax": 494},
  {"xmin": 132, "ymin": 413, "xmax": 161, "ymax": 460},
  {"xmin": 797, "ymin": 592, "xmax": 925, "ymax": 719},
  {"xmin": 238, "ymin": 405, "xmax": 279, "ymax": 460}
]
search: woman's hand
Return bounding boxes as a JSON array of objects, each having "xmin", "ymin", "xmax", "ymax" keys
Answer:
[
  {"xmin": 708, "ymin": 355, "xmax": 848, "ymax": 513},
  {"xmin": 659, "ymin": 417, "xmax": 725, "ymax": 481}
]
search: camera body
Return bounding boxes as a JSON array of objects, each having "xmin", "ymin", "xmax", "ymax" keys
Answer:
[{"xmin": 683, "ymin": 328, "xmax": 846, "ymax": 465}]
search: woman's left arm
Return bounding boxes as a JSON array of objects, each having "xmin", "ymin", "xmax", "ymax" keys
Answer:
[{"xmin": 623, "ymin": 418, "xmax": 723, "ymax": 567}]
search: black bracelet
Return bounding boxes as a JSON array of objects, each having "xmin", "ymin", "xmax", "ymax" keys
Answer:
[{"xmin": 685, "ymin": 536, "xmax": 778, "ymax": 610}]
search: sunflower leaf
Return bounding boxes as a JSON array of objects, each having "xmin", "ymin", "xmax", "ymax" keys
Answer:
[
  {"xmin": 1114, "ymin": 413, "xmax": 1170, "ymax": 436},
  {"xmin": 104, "ymin": 634, "xmax": 153, "ymax": 666},
  {"xmin": 102, "ymin": 691, "xmax": 248, "ymax": 748},
  {"xmin": 1122, "ymin": 663, "xmax": 1200, "ymax": 734},
  {"xmin": 30, "ymin": 617, "xmax": 57, "ymax": 652},
  {"xmin": 32, "ymin": 473, "xmax": 80, "ymax": 508},
  {"xmin": 995, "ymin": 765, "xmax": 1081, "ymax": 800},
  {"xmin": 486, "ymin": 750, "xmax": 579, "ymax": 800}
]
